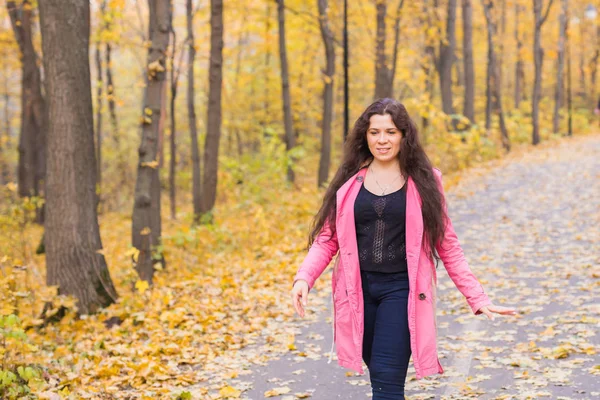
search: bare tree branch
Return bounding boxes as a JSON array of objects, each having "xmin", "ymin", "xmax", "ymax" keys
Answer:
[{"xmin": 539, "ymin": 0, "xmax": 555, "ymax": 27}]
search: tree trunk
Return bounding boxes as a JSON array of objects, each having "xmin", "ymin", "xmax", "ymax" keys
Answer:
[
  {"xmin": 437, "ymin": 0, "xmax": 457, "ymax": 124},
  {"xmin": 591, "ymin": 25, "xmax": 600, "ymax": 103},
  {"xmin": 132, "ymin": 0, "xmax": 171, "ymax": 283},
  {"xmin": 499, "ymin": 0, "xmax": 507, "ymax": 87},
  {"xmin": 169, "ymin": 28, "xmax": 177, "ymax": 220},
  {"xmin": 374, "ymin": 1, "xmax": 389, "ymax": 99},
  {"xmin": 553, "ymin": 0, "xmax": 567, "ymax": 134},
  {"xmin": 201, "ymin": 0, "xmax": 223, "ymax": 213},
  {"xmin": 105, "ymin": 41, "xmax": 128, "ymax": 209},
  {"xmin": 235, "ymin": 34, "xmax": 249, "ymax": 154},
  {"xmin": 390, "ymin": 0, "xmax": 405, "ymax": 95},
  {"xmin": 95, "ymin": 45, "xmax": 103, "ymax": 194},
  {"xmin": 7, "ymin": 0, "xmax": 47, "ymax": 208},
  {"xmin": 482, "ymin": 0, "xmax": 511, "ymax": 151},
  {"xmin": 231, "ymin": 27, "xmax": 247, "ymax": 157},
  {"xmin": 462, "ymin": 0, "xmax": 475, "ymax": 123},
  {"xmin": 276, "ymin": 0, "xmax": 296, "ymax": 183},
  {"xmin": 578, "ymin": 23, "xmax": 586, "ymax": 99},
  {"xmin": 295, "ymin": 22, "xmax": 315, "ymax": 141},
  {"xmin": 374, "ymin": 0, "xmax": 405, "ymax": 100},
  {"xmin": 106, "ymin": 43, "xmax": 119, "ymax": 138},
  {"xmin": 317, "ymin": 0, "xmax": 335, "ymax": 187},
  {"xmin": 157, "ymin": 77, "xmax": 167, "ymax": 167},
  {"xmin": 485, "ymin": 39, "xmax": 493, "ymax": 131},
  {"xmin": 566, "ymin": 14, "xmax": 573, "ymax": 136},
  {"xmin": 532, "ymin": 0, "xmax": 554, "ymax": 145},
  {"xmin": 95, "ymin": 0, "xmax": 108, "ymax": 197},
  {"xmin": 514, "ymin": 2, "xmax": 524, "ymax": 108},
  {"xmin": 1, "ymin": 67, "xmax": 11, "ymax": 185},
  {"xmin": 262, "ymin": 2, "xmax": 272, "ymax": 136},
  {"xmin": 343, "ymin": 0, "xmax": 349, "ymax": 141},
  {"xmin": 38, "ymin": 0, "xmax": 118, "ymax": 314},
  {"xmin": 420, "ymin": 0, "xmax": 436, "ymax": 136},
  {"xmin": 187, "ymin": 0, "xmax": 201, "ymax": 223}
]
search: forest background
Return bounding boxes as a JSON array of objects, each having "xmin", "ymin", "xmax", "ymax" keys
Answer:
[{"xmin": 0, "ymin": 0, "xmax": 598, "ymax": 398}]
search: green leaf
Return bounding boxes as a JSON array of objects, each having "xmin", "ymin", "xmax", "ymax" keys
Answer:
[
  {"xmin": 175, "ymin": 391, "xmax": 192, "ymax": 400},
  {"xmin": 5, "ymin": 314, "xmax": 19, "ymax": 328},
  {"xmin": 0, "ymin": 370, "xmax": 16, "ymax": 386}
]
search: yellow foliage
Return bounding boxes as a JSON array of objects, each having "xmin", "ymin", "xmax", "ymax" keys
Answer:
[
  {"xmin": 0, "ymin": 1, "xmax": 597, "ymax": 398},
  {"xmin": 147, "ymin": 59, "xmax": 165, "ymax": 78},
  {"xmin": 125, "ymin": 247, "xmax": 140, "ymax": 262},
  {"xmin": 135, "ymin": 280, "xmax": 149, "ymax": 294},
  {"xmin": 219, "ymin": 385, "xmax": 241, "ymax": 398},
  {"xmin": 140, "ymin": 160, "xmax": 159, "ymax": 169}
]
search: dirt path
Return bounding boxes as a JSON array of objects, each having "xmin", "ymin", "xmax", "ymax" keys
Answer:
[{"xmin": 222, "ymin": 135, "xmax": 600, "ymax": 400}]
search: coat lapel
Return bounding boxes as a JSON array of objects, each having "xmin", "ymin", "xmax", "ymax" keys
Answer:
[
  {"xmin": 336, "ymin": 167, "xmax": 367, "ymax": 247},
  {"xmin": 405, "ymin": 176, "xmax": 424, "ymax": 280}
]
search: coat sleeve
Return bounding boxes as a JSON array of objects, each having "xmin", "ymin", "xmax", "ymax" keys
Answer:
[
  {"xmin": 293, "ymin": 217, "xmax": 339, "ymax": 291},
  {"xmin": 433, "ymin": 168, "xmax": 492, "ymax": 315}
]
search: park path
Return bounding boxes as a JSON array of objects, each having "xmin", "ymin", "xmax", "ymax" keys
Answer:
[{"xmin": 235, "ymin": 135, "xmax": 600, "ymax": 400}]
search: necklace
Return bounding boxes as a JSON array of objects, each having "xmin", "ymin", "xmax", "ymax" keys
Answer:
[{"xmin": 369, "ymin": 165, "xmax": 403, "ymax": 195}]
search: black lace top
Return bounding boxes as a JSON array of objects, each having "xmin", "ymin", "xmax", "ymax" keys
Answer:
[{"xmin": 354, "ymin": 182, "xmax": 408, "ymax": 274}]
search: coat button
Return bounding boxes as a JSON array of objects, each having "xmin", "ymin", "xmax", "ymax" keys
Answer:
[
  {"xmin": 356, "ymin": 176, "xmax": 363, "ymax": 182},
  {"xmin": 419, "ymin": 293, "xmax": 426, "ymax": 300}
]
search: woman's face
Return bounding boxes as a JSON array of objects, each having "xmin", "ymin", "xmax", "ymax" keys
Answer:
[{"xmin": 366, "ymin": 113, "xmax": 402, "ymax": 163}]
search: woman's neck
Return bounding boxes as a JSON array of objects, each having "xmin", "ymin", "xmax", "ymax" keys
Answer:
[{"xmin": 369, "ymin": 158, "xmax": 401, "ymax": 174}]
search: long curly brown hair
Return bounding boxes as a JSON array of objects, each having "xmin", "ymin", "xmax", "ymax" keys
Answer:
[{"xmin": 308, "ymin": 98, "xmax": 446, "ymax": 261}]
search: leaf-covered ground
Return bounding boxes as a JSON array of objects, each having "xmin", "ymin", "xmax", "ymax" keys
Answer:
[
  {"xmin": 220, "ymin": 135, "xmax": 600, "ymax": 400},
  {"xmin": 3, "ymin": 135, "xmax": 598, "ymax": 399}
]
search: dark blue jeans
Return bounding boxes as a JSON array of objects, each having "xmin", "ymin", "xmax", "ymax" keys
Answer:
[{"xmin": 361, "ymin": 270, "xmax": 411, "ymax": 399}]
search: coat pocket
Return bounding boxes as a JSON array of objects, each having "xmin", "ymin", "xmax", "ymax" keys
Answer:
[
  {"xmin": 331, "ymin": 253, "xmax": 341, "ymax": 294},
  {"xmin": 332, "ymin": 257, "xmax": 354, "ymax": 362},
  {"xmin": 333, "ymin": 294, "xmax": 353, "ymax": 362}
]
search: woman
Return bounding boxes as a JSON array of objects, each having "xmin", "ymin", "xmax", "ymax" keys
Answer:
[
  {"xmin": 290, "ymin": 98, "xmax": 516, "ymax": 399},
  {"xmin": 595, "ymin": 96, "xmax": 600, "ymax": 127}
]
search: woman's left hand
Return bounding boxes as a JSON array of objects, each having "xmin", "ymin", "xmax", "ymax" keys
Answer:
[{"xmin": 478, "ymin": 304, "xmax": 518, "ymax": 321}]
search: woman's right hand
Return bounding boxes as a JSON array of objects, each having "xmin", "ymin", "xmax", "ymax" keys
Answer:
[{"xmin": 291, "ymin": 280, "xmax": 309, "ymax": 317}]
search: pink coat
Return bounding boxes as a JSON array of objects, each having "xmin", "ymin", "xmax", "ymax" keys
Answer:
[{"xmin": 293, "ymin": 167, "xmax": 492, "ymax": 379}]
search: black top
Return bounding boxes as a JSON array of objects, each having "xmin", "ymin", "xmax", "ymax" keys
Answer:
[{"xmin": 354, "ymin": 182, "xmax": 408, "ymax": 274}]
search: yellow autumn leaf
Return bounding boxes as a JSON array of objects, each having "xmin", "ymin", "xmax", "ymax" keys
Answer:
[
  {"xmin": 125, "ymin": 247, "xmax": 140, "ymax": 262},
  {"xmin": 0, "ymin": 305, "xmax": 15, "ymax": 315},
  {"xmin": 147, "ymin": 60, "xmax": 165, "ymax": 74},
  {"xmin": 553, "ymin": 345, "xmax": 571, "ymax": 359},
  {"xmin": 287, "ymin": 333, "xmax": 296, "ymax": 351},
  {"xmin": 264, "ymin": 387, "xmax": 291, "ymax": 397},
  {"xmin": 141, "ymin": 160, "xmax": 159, "ymax": 169},
  {"xmin": 219, "ymin": 385, "xmax": 241, "ymax": 398},
  {"xmin": 135, "ymin": 280, "xmax": 149, "ymax": 294}
]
